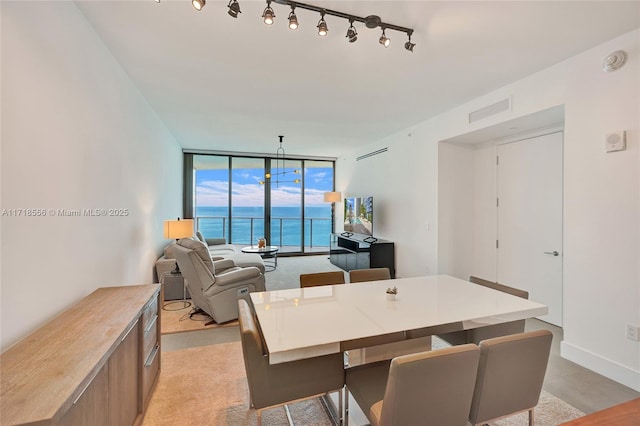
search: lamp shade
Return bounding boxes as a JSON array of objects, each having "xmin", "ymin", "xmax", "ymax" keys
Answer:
[
  {"xmin": 324, "ymin": 191, "xmax": 342, "ymax": 203},
  {"xmin": 164, "ymin": 219, "xmax": 194, "ymax": 239}
]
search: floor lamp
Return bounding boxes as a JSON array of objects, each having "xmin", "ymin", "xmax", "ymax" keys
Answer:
[
  {"xmin": 324, "ymin": 191, "xmax": 342, "ymax": 235},
  {"xmin": 163, "ymin": 218, "xmax": 194, "ymax": 310}
]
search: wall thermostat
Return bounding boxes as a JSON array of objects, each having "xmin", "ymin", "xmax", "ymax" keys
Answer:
[{"xmin": 605, "ymin": 130, "xmax": 626, "ymax": 153}]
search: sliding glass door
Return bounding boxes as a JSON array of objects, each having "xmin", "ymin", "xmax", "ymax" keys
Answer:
[
  {"xmin": 304, "ymin": 160, "xmax": 334, "ymax": 252},
  {"xmin": 193, "ymin": 155, "xmax": 229, "ymax": 240},
  {"xmin": 190, "ymin": 153, "xmax": 334, "ymax": 254},
  {"xmin": 231, "ymin": 157, "xmax": 265, "ymax": 245}
]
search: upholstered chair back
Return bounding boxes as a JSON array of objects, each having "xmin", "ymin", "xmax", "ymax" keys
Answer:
[
  {"xmin": 300, "ymin": 271, "xmax": 345, "ymax": 288},
  {"xmin": 237, "ymin": 299, "xmax": 345, "ymax": 422},
  {"xmin": 469, "ymin": 330, "xmax": 553, "ymax": 425},
  {"xmin": 345, "ymin": 344, "xmax": 480, "ymax": 426},
  {"xmin": 177, "ymin": 237, "xmax": 215, "ymax": 276},
  {"xmin": 349, "ymin": 268, "xmax": 391, "ymax": 283}
]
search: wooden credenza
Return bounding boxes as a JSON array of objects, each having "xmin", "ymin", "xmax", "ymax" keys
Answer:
[{"xmin": 0, "ymin": 285, "xmax": 161, "ymax": 425}]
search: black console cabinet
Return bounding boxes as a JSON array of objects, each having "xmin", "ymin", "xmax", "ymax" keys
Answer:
[{"xmin": 329, "ymin": 233, "xmax": 395, "ymax": 278}]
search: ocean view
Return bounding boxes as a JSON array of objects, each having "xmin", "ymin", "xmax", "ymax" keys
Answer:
[{"xmin": 195, "ymin": 206, "xmax": 332, "ymax": 247}]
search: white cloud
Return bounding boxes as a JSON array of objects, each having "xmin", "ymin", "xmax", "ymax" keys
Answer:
[{"xmin": 197, "ymin": 180, "xmax": 330, "ymax": 207}]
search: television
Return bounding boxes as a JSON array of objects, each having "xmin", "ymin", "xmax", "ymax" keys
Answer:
[{"xmin": 343, "ymin": 196, "xmax": 374, "ymax": 236}]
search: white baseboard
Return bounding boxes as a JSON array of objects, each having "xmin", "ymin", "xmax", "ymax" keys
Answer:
[{"xmin": 561, "ymin": 341, "xmax": 640, "ymax": 392}]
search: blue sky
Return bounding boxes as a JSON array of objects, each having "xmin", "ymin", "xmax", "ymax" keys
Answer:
[{"xmin": 196, "ymin": 166, "xmax": 333, "ymax": 207}]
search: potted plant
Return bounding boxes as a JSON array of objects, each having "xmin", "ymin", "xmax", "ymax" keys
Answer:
[{"xmin": 386, "ymin": 286, "xmax": 398, "ymax": 300}]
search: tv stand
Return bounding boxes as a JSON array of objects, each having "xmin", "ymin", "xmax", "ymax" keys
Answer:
[{"xmin": 330, "ymin": 233, "xmax": 395, "ymax": 278}]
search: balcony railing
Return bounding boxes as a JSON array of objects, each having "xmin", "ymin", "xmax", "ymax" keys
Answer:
[{"xmin": 195, "ymin": 215, "xmax": 331, "ymax": 248}]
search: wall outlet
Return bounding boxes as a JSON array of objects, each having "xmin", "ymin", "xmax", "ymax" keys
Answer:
[{"xmin": 626, "ymin": 324, "xmax": 640, "ymax": 341}]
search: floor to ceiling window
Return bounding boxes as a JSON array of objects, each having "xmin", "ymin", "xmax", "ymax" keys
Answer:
[
  {"xmin": 193, "ymin": 155, "xmax": 229, "ymax": 240},
  {"xmin": 231, "ymin": 157, "xmax": 265, "ymax": 245},
  {"xmin": 187, "ymin": 152, "xmax": 335, "ymax": 254},
  {"xmin": 304, "ymin": 160, "xmax": 335, "ymax": 251}
]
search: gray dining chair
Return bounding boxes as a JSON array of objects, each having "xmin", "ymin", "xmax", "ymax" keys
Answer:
[
  {"xmin": 469, "ymin": 329, "xmax": 553, "ymax": 425},
  {"xmin": 300, "ymin": 271, "xmax": 346, "ymax": 287},
  {"xmin": 349, "ymin": 267, "xmax": 391, "ymax": 283},
  {"xmin": 345, "ymin": 344, "xmax": 481, "ymax": 426},
  {"xmin": 237, "ymin": 299, "xmax": 345, "ymax": 425}
]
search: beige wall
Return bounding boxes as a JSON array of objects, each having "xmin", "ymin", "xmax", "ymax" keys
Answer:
[{"xmin": 1, "ymin": 2, "xmax": 182, "ymax": 350}]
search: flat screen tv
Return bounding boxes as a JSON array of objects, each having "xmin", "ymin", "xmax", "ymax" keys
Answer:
[{"xmin": 343, "ymin": 196, "xmax": 373, "ymax": 236}]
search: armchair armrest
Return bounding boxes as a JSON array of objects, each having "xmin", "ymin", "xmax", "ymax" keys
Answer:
[
  {"xmin": 213, "ymin": 259, "xmax": 236, "ymax": 273},
  {"xmin": 205, "ymin": 237, "xmax": 227, "ymax": 246},
  {"xmin": 215, "ymin": 267, "xmax": 262, "ymax": 287}
]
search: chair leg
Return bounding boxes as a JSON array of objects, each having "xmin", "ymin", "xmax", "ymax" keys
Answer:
[
  {"xmin": 284, "ymin": 404, "xmax": 294, "ymax": 425},
  {"xmin": 529, "ymin": 408, "xmax": 534, "ymax": 426},
  {"xmin": 257, "ymin": 409, "xmax": 262, "ymax": 426},
  {"xmin": 338, "ymin": 388, "xmax": 344, "ymax": 426},
  {"xmin": 344, "ymin": 387, "xmax": 350, "ymax": 426}
]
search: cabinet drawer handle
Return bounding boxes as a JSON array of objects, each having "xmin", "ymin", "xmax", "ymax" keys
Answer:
[
  {"xmin": 144, "ymin": 314, "xmax": 158, "ymax": 334},
  {"xmin": 121, "ymin": 320, "xmax": 138, "ymax": 342},
  {"xmin": 145, "ymin": 344, "xmax": 159, "ymax": 367}
]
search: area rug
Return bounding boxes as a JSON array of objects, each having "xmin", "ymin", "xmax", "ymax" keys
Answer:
[
  {"xmin": 161, "ymin": 255, "xmax": 337, "ymax": 334},
  {"xmin": 142, "ymin": 341, "xmax": 332, "ymax": 425},
  {"xmin": 161, "ymin": 300, "xmax": 238, "ymax": 335},
  {"xmin": 491, "ymin": 391, "xmax": 584, "ymax": 425},
  {"xmin": 143, "ymin": 340, "xmax": 584, "ymax": 426}
]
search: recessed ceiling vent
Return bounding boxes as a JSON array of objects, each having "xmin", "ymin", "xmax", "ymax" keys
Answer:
[
  {"xmin": 468, "ymin": 98, "xmax": 511, "ymax": 124},
  {"xmin": 357, "ymin": 147, "xmax": 388, "ymax": 161}
]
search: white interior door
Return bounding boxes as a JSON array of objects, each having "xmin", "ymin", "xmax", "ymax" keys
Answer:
[{"xmin": 497, "ymin": 131, "xmax": 563, "ymax": 326}]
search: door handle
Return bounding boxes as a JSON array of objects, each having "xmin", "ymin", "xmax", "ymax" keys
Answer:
[{"xmin": 544, "ymin": 251, "xmax": 559, "ymax": 256}]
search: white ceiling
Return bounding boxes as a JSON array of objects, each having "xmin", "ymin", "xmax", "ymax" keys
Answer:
[{"xmin": 76, "ymin": 1, "xmax": 640, "ymax": 156}]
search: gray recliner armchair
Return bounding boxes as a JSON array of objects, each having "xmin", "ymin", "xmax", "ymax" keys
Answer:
[{"xmin": 173, "ymin": 238, "xmax": 265, "ymax": 323}]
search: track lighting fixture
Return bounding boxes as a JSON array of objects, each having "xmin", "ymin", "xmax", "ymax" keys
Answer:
[
  {"xmin": 262, "ymin": 0, "xmax": 275, "ymax": 25},
  {"xmin": 227, "ymin": 0, "xmax": 241, "ymax": 18},
  {"xmin": 345, "ymin": 20, "xmax": 358, "ymax": 43},
  {"xmin": 379, "ymin": 28, "xmax": 390, "ymax": 48},
  {"xmin": 175, "ymin": 0, "xmax": 414, "ymax": 52},
  {"xmin": 404, "ymin": 33, "xmax": 415, "ymax": 52},
  {"xmin": 192, "ymin": 0, "xmax": 205, "ymax": 12},
  {"xmin": 288, "ymin": 6, "xmax": 298, "ymax": 30},
  {"xmin": 317, "ymin": 12, "xmax": 328, "ymax": 36}
]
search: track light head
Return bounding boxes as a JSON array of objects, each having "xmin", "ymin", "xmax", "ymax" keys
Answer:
[
  {"xmin": 227, "ymin": 0, "xmax": 241, "ymax": 18},
  {"xmin": 192, "ymin": 0, "xmax": 205, "ymax": 11},
  {"xmin": 345, "ymin": 21, "xmax": 358, "ymax": 43},
  {"xmin": 317, "ymin": 13, "xmax": 328, "ymax": 36},
  {"xmin": 262, "ymin": 1, "xmax": 275, "ymax": 25},
  {"xmin": 404, "ymin": 40, "xmax": 415, "ymax": 52},
  {"xmin": 404, "ymin": 32, "xmax": 415, "ymax": 52},
  {"xmin": 288, "ymin": 7, "xmax": 298, "ymax": 30},
  {"xmin": 379, "ymin": 29, "xmax": 390, "ymax": 48}
]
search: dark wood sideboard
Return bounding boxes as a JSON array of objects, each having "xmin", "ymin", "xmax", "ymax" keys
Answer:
[
  {"xmin": 0, "ymin": 285, "xmax": 161, "ymax": 425},
  {"xmin": 330, "ymin": 233, "xmax": 395, "ymax": 278}
]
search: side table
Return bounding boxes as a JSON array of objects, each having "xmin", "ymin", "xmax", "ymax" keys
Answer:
[
  {"xmin": 161, "ymin": 272, "xmax": 191, "ymax": 310},
  {"xmin": 241, "ymin": 245, "xmax": 279, "ymax": 272}
]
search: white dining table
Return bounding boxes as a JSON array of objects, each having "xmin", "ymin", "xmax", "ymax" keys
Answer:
[{"xmin": 250, "ymin": 274, "xmax": 548, "ymax": 364}]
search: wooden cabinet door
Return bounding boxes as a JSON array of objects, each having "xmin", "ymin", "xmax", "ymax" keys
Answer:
[
  {"xmin": 109, "ymin": 320, "xmax": 141, "ymax": 426},
  {"xmin": 58, "ymin": 364, "xmax": 109, "ymax": 426}
]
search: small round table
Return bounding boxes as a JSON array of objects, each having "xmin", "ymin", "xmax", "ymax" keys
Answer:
[{"xmin": 241, "ymin": 245, "xmax": 279, "ymax": 272}]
